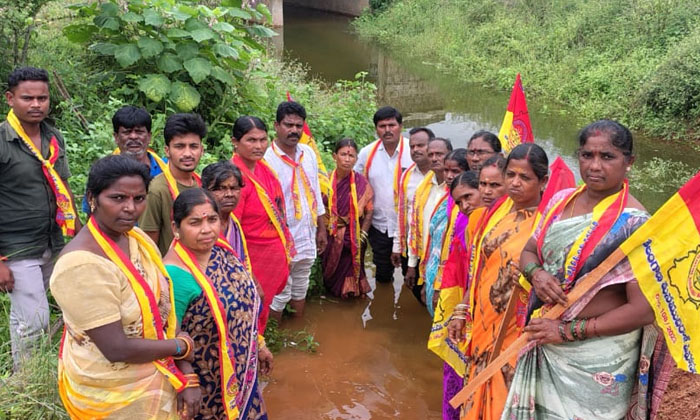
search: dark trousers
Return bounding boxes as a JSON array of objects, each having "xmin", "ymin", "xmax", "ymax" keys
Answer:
[
  {"xmin": 368, "ymin": 225, "xmax": 395, "ymax": 284},
  {"xmin": 401, "ymin": 255, "xmax": 424, "ymax": 305}
]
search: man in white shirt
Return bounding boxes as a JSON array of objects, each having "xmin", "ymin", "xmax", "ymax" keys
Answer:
[
  {"xmin": 390, "ymin": 127, "xmax": 434, "ymax": 301},
  {"xmin": 355, "ymin": 106, "xmax": 413, "ymax": 284},
  {"xmin": 265, "ymin": 101, "xmax": 327, "ymax": 321},
  {"xmin": 404, "ymin": 138, "xmax": 453, "ymax": 301}
]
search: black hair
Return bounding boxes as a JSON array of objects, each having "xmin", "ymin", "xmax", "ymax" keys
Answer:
[
  {"xmin": 172, "ymin": 188, "xmax": 220, "ymax": 228},
  {"xmin": 409, "ymin": 126, "xmax": 435, "ymax": 139},
  {"xmin": 232, "ymin": 116, "xmax": 267, "ymax": 140},
  {"xmin": 86, "ymin": 155, "xmax": 151, "ymax": 201},
  {"xmin": 445, "ymin": 148, "xmax": 469, "ymax": 171},
  {"xmin": 112, "ymin": 106, "xmax": 152, "ymax": 133},
  {"xmin": 7, "ymin": 67, "xmax": 49, "ymax": 91},
  {"xmin": 163, "ymin": 113, "xmax": 207, "ymax": 146},
  {"xmin": 578, "ymin": 119, "xmax": 634, "ymax": 157},
  {"xmin": 481, "ymin": 154, "xmax": 507, "ymax": 172},
  {"xmin": 373, "ymin": 106, "xmax": 402, "ymax": 126},
  {"xmin": 450, "ymin": 170, "xmax": 479, "ymax": 194},
  {"xmin": 334, "ymin": 137, "xmax": 359, "ymax": 153},
  {"xmin": 276, "ymin": 101, "xmax": 306, "ymax": 122},
  {"xmin": 429, "ymin": 137, "xmax": 453, "ymax": 152},
  {"xmin": 468, "ymin": 130, "xmax": 502, "ymax": 153},
  {"xmin": 202, "ymin": 161, "xmax": 244, "ymax": 191},
  {"xmin": 505, "ymin": 143, "xmax": 549, "ymax": 180}
]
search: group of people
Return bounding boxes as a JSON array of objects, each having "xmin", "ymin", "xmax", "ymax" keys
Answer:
[{"xmin": 0, "ymin": 65, "xmax": 672, "ymax": 420}]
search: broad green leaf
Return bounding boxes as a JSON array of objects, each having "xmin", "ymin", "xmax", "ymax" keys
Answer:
[
  {"xmin": 99, "ymin": 2, "xmax": 120, "ymax": 16},
  {"xmin": 171, "ymin": 8, "xmax": 191, "ymax": 21},
  {"xmin": 220, "ymin": 0, "xmax": 243, "ymax": 7},
  {"xmin": 114, "ymin": 43, "xmax": 141, "ymax": 67},
  {"xmin": 89, "ymin": 42, "xmax": 118, "ymax": 55},
  {"xmin": 212, "ymin": 42, "xmax": 238, "ymax": 59},
  {"xmin": 138, "ymin": 74, "xmax": 171, "ymax": 102},
  {"xmin": 178, "ymin": 5, "xmax": 199, "ymax": 18},
  {"xmin": 183, "ymin": 57, "xmax": 212, "ymax": 84},
  {"xmin": 94, "ymin": 15, "xmax": 120, "ymax": 31},
  {"xmin": 176, "ymin": 42, "xmax": 199, "ymax": 60},
  {"xmin": 246, "ymin": 24, "xmax": 276, "ymax": 38},
  {"xmin": 226, "ymin": 8, "xmax": 252, "ymax": 20},
  {"xmin": 185, "ymin": 18, "xmax": 208, "ymax": 32},
  {"xmin": 121, "ymin": 12, "xmax": 143, "ymax": 23},
  {"xmin": 137, "ymin": 37, "xmax": 163, "ymax": 58},
  {"xmin": 167, "ymin": 28, "xmax": 190, "ymax": 38},
  {"xmin": 190, "ymin": 28, "xmax": 215, "ymax": 43},
  {"xmin": 157, "ymin": 53, "xmax": 183, "ymax": 73},
  {"xmin": 255, "ymin": 3, "xmax": 272, "ymax": 22},
  {"xmin": 63, "ymin": 24, "xmax": 97, "ymax": 43},
  {"xmin": 170, "ymin": 81, "xmax": 201, "ymax": 111},
  {"xmin": 212, "ymin": 22, "xmax": 234, "ymax": 33},
  {"xmin": 211, "ymin": 66, "xmax": 235, "ymax": 86},
  {"xmin": 143, "ymin": 8, "xmax": 164, "ymax": 27}
]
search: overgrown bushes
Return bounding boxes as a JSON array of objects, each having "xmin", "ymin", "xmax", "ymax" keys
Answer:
[{"xmin": 355, "ymin": 0, "xmax": 700, "ymax": 140}]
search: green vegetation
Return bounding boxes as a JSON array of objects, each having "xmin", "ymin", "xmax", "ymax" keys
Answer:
[
  {"xmin": 1, "ymin": 0, "xmax": 377, "ymax": 416},
  {"xmin": 355, "ymin": 0, "xmax": 700, "ymax": 141}
]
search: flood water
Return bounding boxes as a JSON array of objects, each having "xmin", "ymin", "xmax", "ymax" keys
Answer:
[{"xmin": 262, "ymin": 6, "xmax": 699, "ymax": 419}]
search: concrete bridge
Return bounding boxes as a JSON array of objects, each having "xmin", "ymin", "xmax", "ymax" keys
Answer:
[{"xmin": 261, "ymin": 0, "xmax": 369, "ymax": 26}]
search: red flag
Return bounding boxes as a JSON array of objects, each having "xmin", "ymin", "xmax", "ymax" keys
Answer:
[
  {"xmin": 539, "ymin": 157, "xmax": 576, "ymax": 214},
  {"xmin": 498, "ymin": 73, "xmax": 534, "ymax": 152}
]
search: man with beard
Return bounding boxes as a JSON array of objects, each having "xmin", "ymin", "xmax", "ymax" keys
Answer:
[
  {"xmin": 391, "ymin": 126, "xmax": 434, "ymax": 302},
  {"xmin": 81, "ymin": 106, "xmax": 167, "ymax": 213},
  {"xmin": 265, "ymin": 101, "xmax": 326, "ymax": 321},
  {"xmin": 405, "ymin": 138, "xmax": 452, "ymax": 304},
  {"xmin": 0, "ymin": 67, "xmax": 81, "ymax": 369},
  {"xmin": 138, "ymin": 113, "xmax": 206, "ymax": 255},
  {"xmin": 355, "ymin": 106, "xmax": 412, "ymax": 285}
]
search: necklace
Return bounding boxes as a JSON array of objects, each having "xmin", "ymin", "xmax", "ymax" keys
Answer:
[{"xmin": 569, "ymin": 194, "xmax": 579, "ymax": 218}]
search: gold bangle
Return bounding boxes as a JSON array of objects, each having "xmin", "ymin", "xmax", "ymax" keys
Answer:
[{"xmin": 173, "ymin": 337, "xmax": 193, "ymax": 360}]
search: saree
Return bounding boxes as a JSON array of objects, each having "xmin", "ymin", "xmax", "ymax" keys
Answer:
[
  {"xmin": 463, "ymin": 207, "xmax": 536, "ymax": 420},
  {"xmin": 225, "ymin": 213, "xmax": 252, "ymax": 273},
  {"xmin": 232, "ymin": 154, "xmax": 292, "ymax": 331},
  {"xmin": 422, "ymin": 192, "xmax": 450, "ymax": 317},
  {"xmin": 50, "ymin": 227, "xmax": 180, "ymax": 419},
  {"xmin": 322, "ymin": 171, "xmax": 374, "ymax": 298},
  {"xmin": 172, "ymin": 245, "xmax": 266, "ymax": 419},
  {"xmin": 501, "ymin": 190, "xmax": 672, "ymax": 420}
]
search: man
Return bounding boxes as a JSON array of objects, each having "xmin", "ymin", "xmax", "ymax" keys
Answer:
[
  {"xmin": 0, "ymin": 67, "xmax": 81, "ymax": 369},
  {"xmin": 82, "ymin": 106, "xmax": 167, "ymax": 213},
  {"xmin": 112, "ymin": 105, "xmax": 167, "ymax": 177},
  {"xmin": 139, "ymin": 113, "xmax": 206, "ymax": 255},
  {"xmin": 391, "ymin": 127, "xmax": 434, "ymax": 300},
  {"xmin": 355, "ymin": 106, "xmax": 413, "ymax": 284},
  {"xmin": 265, "ymin": 101, "xmax": 327, "ymax": 321},
  {"xmin": 405, "ymin": 138, "xmax": 453, "ymax": 302}
]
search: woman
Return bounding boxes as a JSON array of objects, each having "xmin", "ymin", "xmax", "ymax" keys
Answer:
[
  {"xmin": 164, "ymin": 188, "xmax": 271, "ymax": 419},
  {"xmin": 50, "ymin": 155, "xmax": 199, "ymax": 419},
  {"xmin": 448, "ymin": 145, "xmax": 549, "ymax": 420},
  {"xmin": 202, "ymin": 161, "xmax": 251, "ymax": 271},
  {"xmin": 231, "ymin": 116, "xmax": 294, "ymax": 331},
  {"xmin": 422, "ymin": 149, "xmax": 470, "ymax": 315},
  {"xmin": 502, "ymin": 120, "xmax": 671, "ymax": 420},
  {"xmin": 427, "ymin": 170, "xmax": 481, "ymax": 420},
  {"xmin": 322, "ymin": 138, "xmax": 374, "ymax": 298},
  {"xmin": 466, "ymin": 130, "xmax": 501, "ymax": 171}
]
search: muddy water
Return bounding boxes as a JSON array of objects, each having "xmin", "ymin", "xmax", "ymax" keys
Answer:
[{"xmin": 263, "ymin": 6, "xmax": 699, "ymax": 419}]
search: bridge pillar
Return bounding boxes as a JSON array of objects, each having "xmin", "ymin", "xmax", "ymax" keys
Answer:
[{"xmin": 261, "ymin": 0, "xmax": 284, "ymax": 27}]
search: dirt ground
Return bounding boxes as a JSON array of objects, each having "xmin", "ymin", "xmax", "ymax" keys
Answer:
[{"xmin": 657, "ymin": 368, "xmax": 700, "ymax": 420}]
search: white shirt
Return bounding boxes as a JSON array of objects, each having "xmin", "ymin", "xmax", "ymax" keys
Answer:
[
  {"xmin": 354, "ymin": 138, "xmax": 413, "ymax": 237},
  {"xmin": 392, "ymin": 164, "xmax": 429, "ymax": 253},
  {"xmin": 408, "ymin": 173, "xmax": 446, "ymax": 267},
  {"xmin": 264, "ymin": 142, "xmax": 326, "ymax": 261}
]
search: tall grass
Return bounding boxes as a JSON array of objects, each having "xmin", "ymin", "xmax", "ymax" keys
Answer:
[{"xmin": 355, "ymin": 0, "xmax": 700, "ymax": 140}]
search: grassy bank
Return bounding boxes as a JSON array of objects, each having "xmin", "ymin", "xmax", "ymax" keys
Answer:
[{"xmin": 355, "ymin": 0, "xmax": 700, "ymax": 141}]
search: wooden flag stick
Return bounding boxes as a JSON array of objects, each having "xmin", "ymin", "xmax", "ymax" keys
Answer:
[
  {"xmin": 449, "ymin": 247, "xmax": 626, "ymax": 408},
  {"xmin": 488, "ymin": 283, "xmax": 524, "ymax": 364}
]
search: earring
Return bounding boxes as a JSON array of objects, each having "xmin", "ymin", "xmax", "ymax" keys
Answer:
[
  {"xmin": 626, "ymin": 167, "xmax": 631, "ymax": 172},
  {"xmin": 90, "ymin": 200, "xmax": 96, "ymax": 213},
  {"xmin": 174, "ymin": 232, "xmax": 180, "ymax": 240}
]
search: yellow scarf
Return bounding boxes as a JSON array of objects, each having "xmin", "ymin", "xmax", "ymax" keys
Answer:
[
  {"xmin": 270, "ymin": 142, "xmax": 318, "ymax": 226},
  {"xmin": 409, "ymin": 171, "xmax": 435, "ymax": 259},
  {"xmin": 397, "ymin": 162, "xmax": 418, "ymax": 256},
  {"xmin": 363, "ymin": 136, "xmax": 406, "ymax": 215},
  {"xmin": 113, "ymin": 148, "xmax": 169, "ymax": 173},
  {"xmin": 8, "ymin": 109, "xmax": 77, "ymax": 236}
]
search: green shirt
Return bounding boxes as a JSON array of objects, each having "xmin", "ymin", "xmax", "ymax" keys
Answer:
[
  {"xmin": 138, "ymin": 172, "xmax": 198, "ymax": 255},
  {"xmin": 0, "ymin": 120, "xmax": 71, "ymax": 260},
  {"xmin": 165, "ymin": 264, "xmax": 202, "ymax": 324}
]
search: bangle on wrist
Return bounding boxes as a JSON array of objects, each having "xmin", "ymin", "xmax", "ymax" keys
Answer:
[{"xmin": 523, "ymin": 262, "xmax": 542, "ymax": 280}]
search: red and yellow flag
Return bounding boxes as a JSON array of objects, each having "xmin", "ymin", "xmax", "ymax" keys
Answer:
[
  {"xmin": 286, "ymin": 92, "xmax": 330, "ymax": 196},
  {"xmin": 498, "ymin": 73, "xmax": 534, "ymax": 152},
  {"xmin": 620, "ymin": 170, "xmax": 700, "ymax": 372}
]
